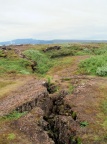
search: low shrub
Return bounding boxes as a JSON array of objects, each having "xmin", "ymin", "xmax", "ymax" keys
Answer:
[
  {"xmin": 96, "ymin": 66, "xmax": 107, "ymax": 76},
  {"xmin": 93, "ymin": 47, "xmax": 107, "ymax": 55},
  {"xmin": 79, "ymin": 53, "xmax": 107, "ymax": 76},
  {"xmin": 80, "ymin": 121, "xmax": 89, "ymax": 127},
  {"xmin": 7, "ymin": 133, "xmax": 16, "ymax": 140},
  {"xmin": 23, "ymin": 50, "xmax": 53, "ymax": 74},
  {"xmin": 0, "ymin": 50, "xmax": 6, "ymax": 57},
  {"xmin": 68, "ymin": 84, "xmax": 74, "ymax": 94},
  {"xmin": 48, "ymin": 49, "xmax": 74, "ymax": 58},
  {"xmin": 0, "ymin": 58, "xmax": 30, "ymax": 74}
]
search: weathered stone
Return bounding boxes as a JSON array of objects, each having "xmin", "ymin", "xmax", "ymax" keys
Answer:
[
  {"xmin": 16, "ymin": 106, "xmax": 22, "ymax": 113},
  {"xmin": 12, "ymin": 107, "xmax": 54, "ymax": 144},
  {"xmin": 30, "ymin": 100, "xmax": 36, "ymax": 108},
  {"xmin": 43, "ymin": 46, "xmax": 61, "ymax": 52},
  {"xmin": 25, "ymin": 103, "xmax": 31, "ymax": 111},
  {"xmin": 47, "ymin": 115, "xmax": 77, "ymax": 144},
  {"xmin": 21, "ymin": 104, "xmax": 26, "ymax": 112}
]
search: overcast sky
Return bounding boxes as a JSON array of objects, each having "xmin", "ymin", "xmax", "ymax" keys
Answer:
[{"xmin": 0, "ymin": 0, "xmax": 107, "ymax": 41}]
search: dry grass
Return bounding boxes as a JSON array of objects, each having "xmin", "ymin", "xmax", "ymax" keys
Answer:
[
  {"xmin": 0, "ymin": 75, "xmax": 34, "ymax": 99},
  {"xmin": 0, "ymin": 81, "xmax": 24, "ymax": 99},
  {"xmin": 47, "ymin": 56, "xmax": 73, "ymax": 75}
]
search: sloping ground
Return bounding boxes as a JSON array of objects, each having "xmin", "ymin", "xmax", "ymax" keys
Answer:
[
  {"xmin": 47, "ymin": 55, "xmax": 107, "ymax": 143},
  {"xmin": 0, "ymin": 78, "xmax": 47, "ymax": 116},
  {"xmin": 63, "ymin": 76, "xmax": 107, "ymax": 143},
  {"xmin": 0, "ymin": 55, "xmax": 107, "ymax": 144},
  {"xmin": 48, "ymin": 55, "xmax": 90, "ymax": 77},
  {"xmin": 0, "ymin": 76, "xmax": 54, "ymax": 144},
  {"xmin": 0, "ymin": 76, "xmax": 26, "ymax": 99},
  {"xmin": 11, "ymin": 107, "xmax": 54, "ymax": 144},
  {"xmin": 3, "ymin": 75, "xmax": 106, "ymax": 144}
]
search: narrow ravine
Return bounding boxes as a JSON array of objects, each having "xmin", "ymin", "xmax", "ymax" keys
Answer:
[{"xmin": 13, "ymin": 81, "xmax": 80, "ymax": 144}]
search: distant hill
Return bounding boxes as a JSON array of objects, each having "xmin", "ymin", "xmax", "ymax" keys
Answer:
[{"xmin": 0, "ymin": 38, "xmax": 107, "ymax": 46}]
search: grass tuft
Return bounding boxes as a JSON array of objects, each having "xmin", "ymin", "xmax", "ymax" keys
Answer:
[
  {"xmin": 0, "ymin": 111, "xmax": 27, "ymax": 122},
  {"xmin": 79, "ymin": 53, "xmax": 107, "ymax": 76},
  {"xmin": 23, "ymin": 50, "xmax": 53, "ymax": 74}
]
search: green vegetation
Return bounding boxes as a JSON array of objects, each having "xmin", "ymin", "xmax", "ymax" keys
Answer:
[
  {"xmin": 46, "ymin": 48, "xmax": 74, "ymax": 58},
  {"xmin": 0, "ymin": 111, "xmax": 27, "ymax": 121},
  {"xmin": 61, "ymin": 77, "xmax": 71, "ymax": 81},
  {"xmin": 0, "ymin": 50, "xmax": 6, "ymax": 57},
  {"xmin": 78, "ymin": 44, "xmax": 107, "ymax": 76},
  {"xmin": 70, "ymin": 136, "xmax": 82, "ymax": 144},
  {"xmin": 46, "ymin": 75, "xmax": 52, "ymax": 85},
  {"xmin": 0, "ymin": 133, "xmax": 16, "ymax": 144},
  {"xmin": 58, "ymin": 44, "xmax": 106, "ymax": 56},
  {"xmin": 0, "ymin": 58, "xmax": 31, "ymax": 74},
  {"xmin": 72, "ymin": 111, "xmax": 77, "ymax": 120},
  {"xmin": 1, "ymin": 43, "xmax": 107, "ymax": 144},
  {"xmin": 76, "ymin": 137, "xmax": 83, "ymax": 144},
  {"xmin": 80, "ymin": 121, "xmax": 89, "ymax": 127},
  {"xmin": 7, "ymin": 133, "xmax": 16, "ymax": 140},
  {"xmin": 96, "ymin": 66, "xmax": 107, "ymax": 76},
  {"xmin": 68, "ymin": 84, "xmax": 74, "ymax": 94},
  {"xmin": 79, "ymin": 53, "xmax": 107, "ymax": 76},
  {"xmin": 1, "ymin": 43, "xmax": 107, "ymax": 76},
  {"xmin": 45, "ymin": 44, "xmax": 91, "ymax": 58},
  {"xmin": 97, "ymin": 99, "xmax": 107, "ymax": 138},
  {"xmin": 23, "ymin": 50, "xmax": 53, "ymax": 74},
  {"xmin": 93, "ymin": 47, "xmax": 107, "ymax": 55},
  {"xmin": 101, "ymin": 100, "xmax": 107, "ymax": 115},
  {"xmin": 46, "ymin": 76, "xmax": 58, "ymax": 93}
]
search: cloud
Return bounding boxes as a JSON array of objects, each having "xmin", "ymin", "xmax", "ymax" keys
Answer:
[{"xmin": 0, "ymin": 0, "xmax": 107, "ymax": 41}]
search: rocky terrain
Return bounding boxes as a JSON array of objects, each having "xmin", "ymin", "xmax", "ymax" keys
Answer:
[{"xmin": 0, "ymin": 43, "xmax": 107, "ymax": 144}]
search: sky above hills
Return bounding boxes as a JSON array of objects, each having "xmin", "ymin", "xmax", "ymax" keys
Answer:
[{"xmin": 0, "ymin": 0, "xmax": 107, "ymax": 41}]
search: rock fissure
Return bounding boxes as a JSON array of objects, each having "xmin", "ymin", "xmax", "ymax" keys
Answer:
[
  {"xmin": 8, "ymin": 82, "xmax": 79, "ymax": 144},
  {"xmin": 39, "ymin": 90, "xmax": 79, "ymax": 144}
]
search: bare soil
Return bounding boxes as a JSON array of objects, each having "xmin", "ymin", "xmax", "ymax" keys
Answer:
[{"xmin": 0, "ymin": 55, "xmax": 107, "ymax": 144}]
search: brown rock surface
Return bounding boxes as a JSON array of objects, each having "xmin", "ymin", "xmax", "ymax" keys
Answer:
[
  {"xmin": 0, "ymin": 79, "xmax": 48, "ymax": 116},
  {"xmin": 11, "ymin": 107, "xmax": 54, "ymax": 144}
]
